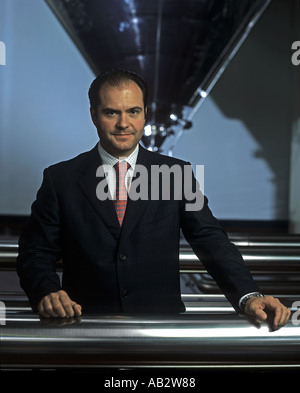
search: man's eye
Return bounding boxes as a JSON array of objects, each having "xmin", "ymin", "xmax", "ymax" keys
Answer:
[{"xmin": 130, "ymin": 109, "xmax": 141, "ymax": 115}]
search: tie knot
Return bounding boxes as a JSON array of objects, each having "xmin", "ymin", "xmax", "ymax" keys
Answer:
[{"xmin": 114, "ymin": 161, "xmax": 130, "ymax": 174}]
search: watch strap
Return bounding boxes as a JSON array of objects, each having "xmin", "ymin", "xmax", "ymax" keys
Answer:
[{"xmin": 240, "ymin": 292, "xmax": 264, "ymax": 310}]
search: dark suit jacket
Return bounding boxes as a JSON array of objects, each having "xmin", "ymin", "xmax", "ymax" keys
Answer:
[{"xmin": 17, "ymin": 144, "xmax": 259, "ymax": 314}]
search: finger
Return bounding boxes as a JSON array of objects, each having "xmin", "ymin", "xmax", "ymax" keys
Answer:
[
  {"xmin": 261, "ymin": 296, "xmax": 290, "ymax": 329},
  {"xmin": 49, "ymin": 293, "xmax": 68, "ymax": 317},
  {"xmin": 262, "ymin": 297, "xmax": 289, "ymax": 329},
  {"xmin": 37, "ymin": 300, "xmax": 48, "ymax": 318},
  {"xmin": 273, "ymin": 306, "xmax": 291, "ymax": 329},
  {"xmin": 57, "ymin": 291, "xmax": 77, "ymax": 317},
  {"xmin": 285, "ymin": 308, "xmax": 292, "ymax": 325},
  {"xmin": 256, "ymin": 296, "xmax": 280, "ymax": 327},
  {"xmin": 39, "ymin": 297, "xmax": 56, "ymax": 318},
  {"xmin": 57, "ymin": 291, "xmax": 82, "ymax": 317},
  {"xmin": 39, "ymin": 296, "xmax": 62, "ymax": 317},
  {"xmin": 272, "ymin": 307, "xmax": 283, "ymax": 330},
  {"xmin": 71, "ymin": 302, "xmax": 82, "ymax": 316},
  {"xmin": 246, "ymin": 298, "xmax": 268, "ymax": 322},
  {"xmin": 253, "ymin": 307, "xmax": 268, "ymax": 324}
]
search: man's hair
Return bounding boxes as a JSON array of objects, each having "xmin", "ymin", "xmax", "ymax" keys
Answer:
[{"xmin": 88, "ymin": 68, "xmax": 149, "ymax": 111}]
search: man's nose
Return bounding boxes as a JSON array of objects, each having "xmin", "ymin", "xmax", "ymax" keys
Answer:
[{"xmin": 116, "ymin": 113, "xmax": 129, "ymax": 129}]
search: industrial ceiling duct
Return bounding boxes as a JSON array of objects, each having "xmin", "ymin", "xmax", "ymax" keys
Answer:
[{"xmin": 45, "ymin": 0, "xmax": 271, "ymax": 154}]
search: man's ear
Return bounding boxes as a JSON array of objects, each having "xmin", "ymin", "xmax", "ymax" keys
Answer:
[
  {"xmin": 144, "ymin": 106, "xmax": 147, "ymax": 120},
  {"xmin": 90, "ymin": 106, "xmax": 98, "ymax": 127}
]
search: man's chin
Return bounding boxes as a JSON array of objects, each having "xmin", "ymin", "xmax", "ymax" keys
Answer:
[{"xmin": 111, "ymin": 142, "xmax": 138, "ymax": 157}]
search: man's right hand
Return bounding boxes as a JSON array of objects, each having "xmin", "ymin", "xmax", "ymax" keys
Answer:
[{"xmin": 37, "ymin": 290, "xmax": 82, "ymax": 318}]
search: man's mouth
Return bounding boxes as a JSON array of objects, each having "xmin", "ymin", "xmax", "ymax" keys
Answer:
[{"xmin": 112, "ymin": 133, "xmax": 132, "ymax": 137}]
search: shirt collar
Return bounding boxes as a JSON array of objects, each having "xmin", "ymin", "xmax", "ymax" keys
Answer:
[{"xmin": 97, "ymin": 142, "xmax": 139, "ymax": 169}]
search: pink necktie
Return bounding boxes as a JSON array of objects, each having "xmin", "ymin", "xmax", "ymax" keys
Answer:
[{"xmin": 114, "ymin": 161, "xmax": 130, "ymax": 226}]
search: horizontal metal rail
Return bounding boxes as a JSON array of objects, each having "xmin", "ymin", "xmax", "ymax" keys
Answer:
[
  {"xmin": 1, "ymin": 241, "xmax": 300, "ymax": 274},
  {"xmin": 1, "ymin": 238, "xmax": 299, "ymax": 301},
  {"xmin": 179, "ymin": 247, "xmax": 300, "ymax": 274},
  {"xmin": 1, "ymin": 312, "xmax": 300, "ymax": 370}
]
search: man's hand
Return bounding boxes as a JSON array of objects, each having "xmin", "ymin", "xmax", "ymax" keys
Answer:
[
  {"xmin": 38, "ymin": 290, "xmax": 82, "ymax": 318},
  {"xmin": 244, "ymin": 295, "xmax": 291, "ymax": 330}
]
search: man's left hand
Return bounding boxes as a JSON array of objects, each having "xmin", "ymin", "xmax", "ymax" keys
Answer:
[{"xmin": 244, "ymin": 295, "xmax": 291, "ymax": 330}]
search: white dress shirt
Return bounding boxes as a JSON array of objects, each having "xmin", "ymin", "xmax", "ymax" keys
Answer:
[{"xmin": 97, "ymin": 142, "xmax": 138, "ymax": 200}]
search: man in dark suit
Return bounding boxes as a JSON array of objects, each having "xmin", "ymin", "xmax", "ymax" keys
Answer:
[{"xmin": 17, "ymin": 69, "xmax": 290, "ymax": 329}]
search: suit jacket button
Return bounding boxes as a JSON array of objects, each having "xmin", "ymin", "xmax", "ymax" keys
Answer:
[
  {"xmin": 122, "ymin": 290, "xmax": 128, "ymax": 297},
  {"xmin": 119, "ymin": 254, "xmax": 127, "ymax": 261}
]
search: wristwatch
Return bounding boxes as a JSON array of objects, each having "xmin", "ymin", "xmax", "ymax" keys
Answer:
[{"xmin": 240, "ymin": 292, "xmax": 264, "ymax": 310}]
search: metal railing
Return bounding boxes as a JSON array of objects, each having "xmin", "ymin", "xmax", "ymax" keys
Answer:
[
  {"xmin": 2, "ymin": 312, "xmax": 300, "ymax": 370},
  {"xmin": 1, "ymin": 236, "xmax": 300, "ymax": 309}
]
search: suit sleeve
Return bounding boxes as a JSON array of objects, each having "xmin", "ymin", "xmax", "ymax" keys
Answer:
[
  {"xmin": 17, "ymin": 168, "xmax": 62, "ymax": 310},
  {"xmin": 179, "ymin": 162, "xmax": 260, "ymax": 312}
]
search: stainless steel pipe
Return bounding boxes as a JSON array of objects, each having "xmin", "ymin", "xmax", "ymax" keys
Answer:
[
  {"xmin": 1, "ymin": 238, "xmax": 300, "ymax": 305},
  {"xmin": 1, "ymin": 241, "xmax": 300, "ymax": 273},
  {"xmin": 1, "ymin": 312, "xmax": 300, "ymax": 370},
  {"xmin": 179, "ymin": 249, "xmax": 300, "ymax": 274}
]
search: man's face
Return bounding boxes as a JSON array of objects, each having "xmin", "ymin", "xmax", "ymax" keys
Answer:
[{"xmin": 91, "ymin": 81, "xmax": 146, "ymax": 158}]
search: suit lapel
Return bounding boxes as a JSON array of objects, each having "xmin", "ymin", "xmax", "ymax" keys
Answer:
[
  {"xmin": 76, "ymin": 144, "xmax": 153, "ymax": 241},
  {"xmin": 77, "ymin": 145, "xmax": 121, "ymax": 238}
]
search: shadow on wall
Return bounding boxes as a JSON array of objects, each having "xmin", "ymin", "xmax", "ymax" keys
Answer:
[{"xmin": 210, "ymin": 0, "xmax": 294, "ymax": 221}]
